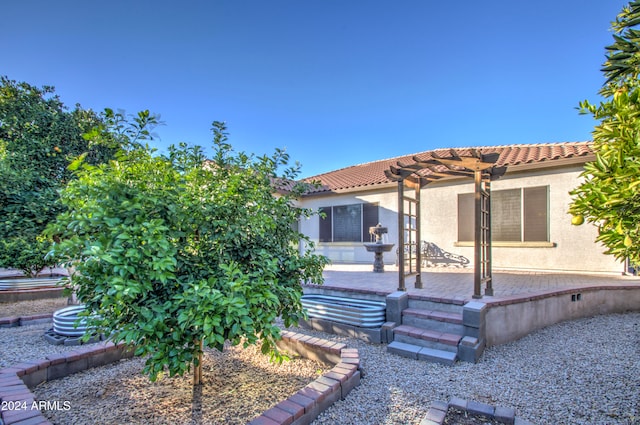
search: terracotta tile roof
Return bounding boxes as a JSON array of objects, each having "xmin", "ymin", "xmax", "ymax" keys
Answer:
[{"xmin": 303, "ymin": 141, "xmax": 594, "ymax": 195}]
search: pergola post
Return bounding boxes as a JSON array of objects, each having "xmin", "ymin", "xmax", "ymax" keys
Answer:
[
  {"xmin": 414, "ymin": 182, "xmax": 422, "ymax": 289},
  {"xmin": 397, "ymin": 179, "xmax": 405, "ymax": 291},
  {"xmin": 473, "ymin": 169, "xmax": 482, "ymax": 299},
  {"xmin": 484, "ymin": 178, "xmax": 494, "ymax": 296},
  {"xmin": 473, "ymin": 170, "xmax": 494, "ymax": 298}
]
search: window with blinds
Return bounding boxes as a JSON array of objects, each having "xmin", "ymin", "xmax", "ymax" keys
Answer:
[
  {"xmin": 457, "ymin": 186, "xmax": 549, "ymax": 243},
  {"xmin": 319, "ymin": 203, "xmax": 379, "ymax": 242}
]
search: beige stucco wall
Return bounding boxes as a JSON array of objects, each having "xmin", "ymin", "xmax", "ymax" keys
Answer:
[
  {"xmin": 485, "ymin": 287, "xmax": 640, "ymax": 346},
  {"xmin": 421, "ymin": 165, "xmax": 623, "ymax": 273},
  {"xmin": 299, "ymin": 164, "xmax": 623, "ymax": 273},
  {"xmin": 299, "ymin": 188, "xmax": 400, "ymax": 264}
]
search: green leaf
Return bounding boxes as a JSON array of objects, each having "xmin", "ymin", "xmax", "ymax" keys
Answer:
[{"xmin": 41, "ymin": 122, "xmax": 327, "ymax": 384}]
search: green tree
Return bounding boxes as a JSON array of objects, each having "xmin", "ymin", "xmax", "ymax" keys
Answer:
[
  {"xmin": 570, "ymin": 1, "xmax": 640, "ymax": 266},
  {"xmin": 47, "ymin": 122, "xmax": 328, "ymax": 384},
  {"xmin": 0, "ymin": 77, "xmax": 156, "ymax": 276}
]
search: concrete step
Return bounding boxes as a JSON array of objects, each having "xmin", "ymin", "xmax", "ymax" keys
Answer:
[
  {"xmin": 407, "ymin": 296, "xmax": 464, "ymax": 313},
  {"xmin": 402, "ymin": 308, "xmax": 464, "ymax": 334},
  {"xmin": 387, "ymin": 341, "xmax": 457, "ymax": 366},
  {"xmin": 393, "ymin": 324, "xmax": 461, "ymax": 352}
]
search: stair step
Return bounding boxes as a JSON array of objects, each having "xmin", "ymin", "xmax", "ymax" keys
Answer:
[
  {"xmin": 387, "ymin": 340, "xmax": 421, "ymax": 359},
  {"xmin": 387, "ymin": 341, "xmax": 457, "ymax": 366},
  {"xmin": 407, "ymin": 297, "xmax": 464, "ymax": 313},
  {"xmin": 418, "ymin": 346, "xmax": 458, "ymax": 365},
  {"xmin": 401, "ymin": 308, "xmax": 464, "ymax": 334},
  {"xmin": 394, "ymin": 325, "xmax": 461, "ymax": 346},
  {"xmin": 403, "ymin": 308, "xmax": 463, "ymax": 324}
]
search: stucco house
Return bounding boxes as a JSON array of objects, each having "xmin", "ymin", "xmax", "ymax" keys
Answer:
[{"xmin": 298, "ymin": 141, "xmax": 624, "ymax": 274}]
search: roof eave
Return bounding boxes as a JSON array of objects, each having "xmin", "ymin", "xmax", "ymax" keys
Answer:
[
  {"xmin": 302, "ymin": 181, "xmax": 398, "ymax": 197},
  {"xmin": 301, "ymin": 153, "xmax": 595, "ymax": 197}
]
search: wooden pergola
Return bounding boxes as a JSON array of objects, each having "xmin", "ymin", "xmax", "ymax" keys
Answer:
[{"xmin": 384, "ymin": 149, "xmax": 506, "ymax": 298}]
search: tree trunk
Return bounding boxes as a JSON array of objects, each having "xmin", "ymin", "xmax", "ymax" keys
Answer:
[
  {"xmin": 66, "ymin": 266, "xmax": 79, "ymax": 305},
  {"xmin": 193, "ymin": 338, "xmax": 203, "ymax": 385}
]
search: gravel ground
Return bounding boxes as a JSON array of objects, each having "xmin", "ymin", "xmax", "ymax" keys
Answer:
[
  {"xmin": 0, "ymin": 322, "xmax": 100, "ymax": 368},
  {"xmin": 0, "ymin": 297, "xmax": 69, "ymax": 317},
  {"xmin": 1, "ymin": 298, "xmax": 639, "ymax": 425},
  {"xmin": 305, "ymin": 312, "xmax": 640, "ymax": 425}
]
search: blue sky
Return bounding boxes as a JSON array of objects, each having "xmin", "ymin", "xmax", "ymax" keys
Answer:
[{"xmin": 1, "ymin": 1, "xmax": 627, "ymax": 177}]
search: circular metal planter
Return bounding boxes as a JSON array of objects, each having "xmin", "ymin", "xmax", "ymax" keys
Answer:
[{"xmin": 52, "ymin": 304, "xmax": 96, "ymax": 337}]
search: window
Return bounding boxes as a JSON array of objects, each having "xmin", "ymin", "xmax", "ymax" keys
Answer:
[
  {"xmin": 319, "ymin": 203, "xmax": 379, "ymax": 242},
  {"xmin": 492, "ymin": 189, "xmax": 522, "ymax": 241},
  {"xmin": 457, "ymin": 186, "xmax": 548, "ymax": 242}
]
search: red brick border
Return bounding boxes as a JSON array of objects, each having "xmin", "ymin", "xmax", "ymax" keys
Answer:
[
  {"xmin": 250, "ymin": 330, "xmax": 361, "ymax": 425},
  {"xmin": 0, "ymin": 341, "xmax": 134, "ymax": 425},
  {"xmin": 0, "ymin": 314, "xmax": 53, "ymax": 328},
  {"xmin": 0, "ymin": 332, "xmax": 360, "ymax": 425}
]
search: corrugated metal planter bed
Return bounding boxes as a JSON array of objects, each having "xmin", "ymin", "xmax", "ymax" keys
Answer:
[
  {"xmin": 0, "ymin": 276, "xmax": 63, "ymax": 290},
  {"xmin": 53, "ymin": 304, "xmax": 98, "ymax": 337},
  {"xmin": 301, "ymin": 294, "xmax": 386, "ymax": 328}
]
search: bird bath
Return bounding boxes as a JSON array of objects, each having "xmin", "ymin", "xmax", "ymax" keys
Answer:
[{"xmin": 363, "ymin": 223, "xmax": 394, "ymax": 273}]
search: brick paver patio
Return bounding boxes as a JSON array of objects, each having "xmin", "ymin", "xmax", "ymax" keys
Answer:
[{"xmin": 316, "ymin": 264, "xmax": 640, "ymax": 303}]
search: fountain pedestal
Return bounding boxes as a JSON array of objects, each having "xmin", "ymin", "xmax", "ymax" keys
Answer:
[
  {"xmin": 364, "ymin": 243, "xmax": 395, "ymax": 272},
  {"xmin": 363, "ymin": 223, "xmax": 394, "ymax": 273}
]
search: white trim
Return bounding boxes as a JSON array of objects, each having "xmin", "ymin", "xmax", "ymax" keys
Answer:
[{"xmin": 455, "ymin": 241, "xmax": 556, "ymax": 248}]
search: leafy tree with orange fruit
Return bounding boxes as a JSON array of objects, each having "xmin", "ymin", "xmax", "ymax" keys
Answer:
[{"xmin": 570, "ymin": 1, "xmax": 640, "ymax": 267}]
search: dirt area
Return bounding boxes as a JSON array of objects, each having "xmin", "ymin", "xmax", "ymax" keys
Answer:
[
  {"xmin": 444, "ymin": 408, "xmax": 504, "ymax": 424},
  {"xmin": 1, "ymin": 298, "xmax": 331, "ymax": 424},
  {"xmin": 32, "ymin": 342, "xmax": 329, "ymax": 425},
  {"xmin": 0, "ymin": 297, "xmax": 69, "ymax": 317}
]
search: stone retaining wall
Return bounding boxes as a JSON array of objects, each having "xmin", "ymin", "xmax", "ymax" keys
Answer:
[{"xmin": 0, "ymin": 330, "xmax": 360, "ymax": 425}]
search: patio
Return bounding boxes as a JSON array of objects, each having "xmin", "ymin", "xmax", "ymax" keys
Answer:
[
  {"xmin": 302, "ymin": 263, "xmax": 640, "ymax": 350},
  {"xmin": 314, "ymin": 263, "xmax": 640, "ymax": 304}
]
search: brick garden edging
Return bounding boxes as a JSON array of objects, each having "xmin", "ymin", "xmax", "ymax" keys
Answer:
[
  {"xmin": 0, "ymin": 314, "xmax": 54, "ymax": 328},
  {"xmin": 0, "ymin": 330, "xmax": 360, "ymax": 425},
  {"xmin": 249, "ymin": 330, "xmax": 361, "ymax": 425},
  {"xmin": 0, "ymin": 341, "xmax": 134, "ymax": 425},
  {"xmin": 420, "ymin": 396, "xmax": 534, "ymax": 425}
]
